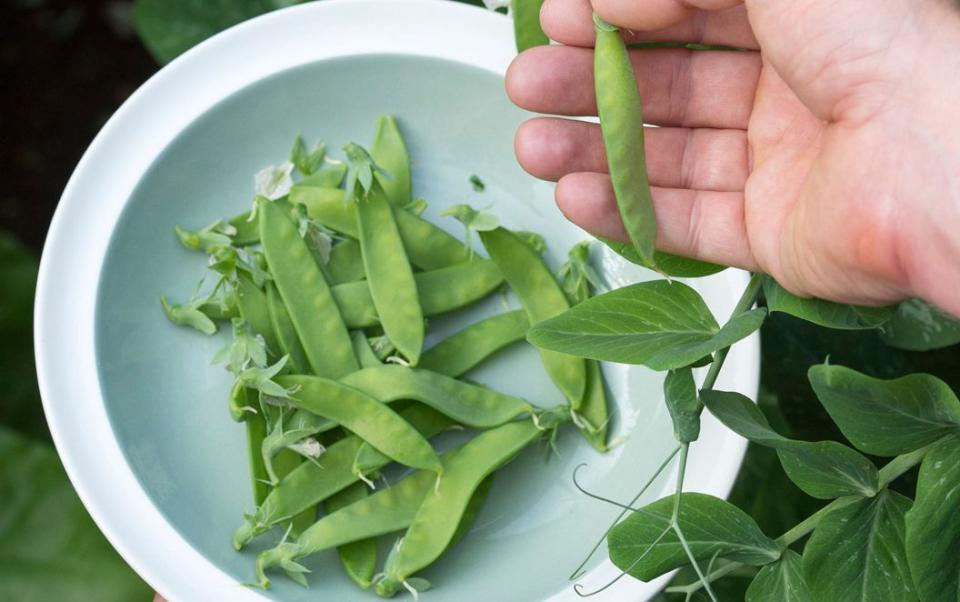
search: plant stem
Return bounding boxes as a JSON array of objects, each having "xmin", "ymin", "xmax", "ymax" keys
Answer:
[
  {"xmin": 700, "ymin": 273, "xmax": 763, "ymax": 392},
  {"xmin": 668, "ymin": 441, "xmax": 936, "ymax": 597},
  {"xmin": 671, "ymin": 443, "xmax": 719, "ymax": 602}
]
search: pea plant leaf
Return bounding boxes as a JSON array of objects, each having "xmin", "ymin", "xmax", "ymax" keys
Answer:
[
  {"xmin": 880, "ymin": 298, "xmax": 960, "ymax": 351},
  {"xmin": 808, "ymin": 364, "xmax": 960, "ymax": 456},
  {"xmin": 526, "ymin": 280, "xmax": 765, "ymax": 370},
  {"xmin": 608, "ymin": 493, "xmax": 782, "ymax": 581},
  {"xmin": 342, "ymin": 143, "xmax": 390, "ymax": 202},
  {"xmin": 745, "ymin": 550, "xmax": 812, "ymax": 602},
  {"xmin": 133, "ymin": 0, "xmax": 301, "ymax": 64},
  {"xmin": 802, "ymin": 490, "xmax": 914, "ymax": 602},
  {"xmin": 701, "ymin": 390, "xmax": 879, "ymax": 499},
  {"xmin": 904, "ymin": 434, "xmax": 960, "ymax": 602},
  {"xmin": 597, "ymin": 236, "xmax": 726, "ymax": 278},
  {"xmin": 664, "ymin": 368, "xmax": 701, "ymax": 443},
  {"xmin": 762, "ymin": 276, "xmax": 895, "ymax": 330},
  {"xmin": 0, "ymin": 427, "xmax": 151, "ymax": 601}
]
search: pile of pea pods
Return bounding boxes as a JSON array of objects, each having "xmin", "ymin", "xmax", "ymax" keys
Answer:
[{"xmin": 161, "ymin": 115, "xmax": 611, "ymax": 597}]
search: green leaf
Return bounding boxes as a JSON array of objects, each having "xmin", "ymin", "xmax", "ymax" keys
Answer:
[
  {"xmin": 808, "ymin": 364, "xmax": 960, "ymax": 456},
  {"xmin": 608, "ymin": 493, "xmax": 782, "ymax": 581},
  {"xmin": 469, "ymin": 174, "xmax": 485, "ymax": 192},
  {"xmin": 0, "ymin": 427, "xmax": 151, "ymax": 600},
  {"xmin": 762, "ymin": 277, "xmax": 895, "ymax": 330},
  {"xmin": 745, "ymin": 550, "xmax": 811, "ymax": 602},
  {"xmin": 597, "ymin": 236, "xmax": 726, "ymax": 278},
  {"xmin": 0, "ymin": 232, "xmax": 45, "ymax": 440},
  {"xmin": 702, "ymin": 390, "xmax": 879, "ymax": 499},
  {"xmin": 664, "ymin": 368, "xmax": 701, "ymax": 443},
  {"xmin": 905, "ymin": 435, "xmax": 960, "ymax": 602},
  {"xmin": 133, "ymin": 0, "xmax": 299, "ymax": 63},
  {"xmin": 880, "ymin": 298, "xmax": 960, "ymax": 351},
  {"xmin": 802, "ymin": 490, "xmax": 914, "ymax": 602},
  {"xmin": 526, "ymin": 280, "xmax": 765, "ymax": 370}
]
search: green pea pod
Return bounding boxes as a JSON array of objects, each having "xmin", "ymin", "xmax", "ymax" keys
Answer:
[
  {"xmin": 259, "ymin": 198, "xmax": 358, "ymax": 378},
  {"xmin": 340, "ymin": 365, "xmax": 535, "ymax": 428},
  {"xmin": 354, "ymin": 182, "xmax": 424, "ymax": 364},
  {"xmin": 323, "ymin": 482, "xmax": 378, "ymax": 589},
  {"xmin": 511, "ymin": 0, "xmax": 549, "ymax": 52},
  {"xmin": 327, "ymin": 238, "xmax": 366, "ymax": 284},
  {"xmin": 297, "ymin": 162, "xmax": 348, "ymax": 188},
  {"xmin": 234, "ymin": 273, "xmax": 280, "ymax": 357},
  {"xmin": 228, "ymin": 212, "xmax": 260, "ymax": 246},
  {"xmin": 264, "ymin": 281, "xmax": 309, "ymax": 375},
  {"xmin": 370, "ymin": 115, "xmax": 412, "ymax": 207},
  {"xmin": 330, "ymin": 260, "xmax": 504, "ymax": 329},
  {"xmin": 234, "ymin": 405, "xmax": 452, "ymax": 549},
  {"xmin": 594, "ymin": 15, "xmax": 657, "ymax": 267},
  {"xmin": 447, "ymin": 475, "xmax": 493, "ymax": 550},
  {"xmin": 664, "ymin": 367, "xmax": 702, "ymax": 443},
  {"xmin": 352, "ymin": 331, "xmax": 383, "ymax": 369},
  {"xmin": 245, "ymin": 405, "xmax": 270, "ymax": 505},
  {"xmin": 479, "ymin": 228, "xmax": 587, "ymax": 408},
  {"xmin": 375, "ymin": 421, "xmax": 543, "ymax": 597},
  {"xmin": 277, "ymin": 375, "xmax": 442, "ymax": 475},
  {"xmin": 292, "ymin": 187, "xmax": 471, "ymax": 270},
  {"xmin": 256, "ymin": 467, "xmax": 438, "ymax": 588},
  {"xmin": 419, "ymin": 310, "xmax": 530, "ymax": 377},
  {"xmin": 559, "ymin": 244, "xmax": 611, "ymax": 451}
]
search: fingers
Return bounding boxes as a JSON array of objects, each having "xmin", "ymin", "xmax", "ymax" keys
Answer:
[
  {"xmin": 592, "ymin": 0, "xmax": 743, "ymax": 32},
  {"xmin": 515, "ymin": 117, "xmax": 749, "ymax": 191},
  {"xmin": 555, "ymin": 172, "xmax": 757, "ymax": 269},
  {"xmin": 541, "ymin": 0, "xmax": 757, "ymax": 49},
  {"xmin": 506, "ymin": 45, "xmax": 760, "ymax": 129}
]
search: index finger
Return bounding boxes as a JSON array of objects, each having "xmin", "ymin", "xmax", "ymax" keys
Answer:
[{"xmin": 542, "ymin": 0, "xmax": 757, "ymax": 49}]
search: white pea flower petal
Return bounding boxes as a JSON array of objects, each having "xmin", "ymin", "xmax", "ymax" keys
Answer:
[{"xmin": 254, "ymin": 161, "xmax": 295, "ymax": 200}]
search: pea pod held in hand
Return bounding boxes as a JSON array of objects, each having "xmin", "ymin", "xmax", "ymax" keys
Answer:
[
  {"xmin": 276, "ymin": 374, "xmax": 442, "ymax": 475},
  {"xmin": 375, "ymin": 421, "xmax": 544, "ymax": 597},
  {"xmin": 258, "ymin": 198, "xmax": 358, "ymax": 378},
  {"xmin": 479, "ymin": 227, "xmax": 586, "ymax": 408},
  {"xmin": 593, "ymin": 14, "xmax": 657, "ymax": 267}
]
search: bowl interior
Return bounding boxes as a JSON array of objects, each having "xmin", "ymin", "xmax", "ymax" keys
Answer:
[{"xmin": 95, "ymin": 53, "xmax": 743, "ymax": 601}]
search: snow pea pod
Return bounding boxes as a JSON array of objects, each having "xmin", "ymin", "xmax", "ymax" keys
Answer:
[
  {"xmin": 264, "ymin": 281, "xmax": 309, "ymax": 375},
  {"xmin": 479, "ymin": 228, "xmax": 586, "ymax": 408},
  {"xmin": 511, "ymin": 0, "xmax": 549, "ymax": 52},
  {"xmin": 323, "ymin": 482, "xmax": 378, "ymax": 589},
  {"xmin": 354, "ymin": 182, "xmax": 424, "ymax": 364},
  {"xmin": 292, "ymin": 186, "xmax": 471, "ymax": 270},
  {"xmin": 234, "ymin": 273, "xmax": 279, "ymax": 357},
  {"xmin": 330, "ymin": 260, "xmax": 503, "ymax": 329},
  {"xmin": 419, "ymin": 310, "xmax": 530, "ymax": 377},
  {"xmin": 276, "ymin": 375, "xmax": 442, "ymax": 475},
  {"xmin": 256, "ymin": 468, "xmax": 438, "ymax": 588},
  {"xmin": 245, "ymin": 405, "xmax": 270, "ymax": 505},
  {"xmin": 259, "ymin": 198, "xmax": 357, "ymax": 378},
  {"xmin": 233, "ymin": 405, "xmax": 452, "ymax": 549},
  {"xmin": 327, "ymin": 238, "xmax": 365, "ymax": 284},
  {"xmin": 370, "ymin": 115, "xmax": 412, "ymax": 207},
  {"xmin": 352, "ymin": 331, "xmax": 383, "ymax": 369},
  {"xmin": 340, "ymin": 365, "xmax": 534, "ymax": 428},
  {"xmin": 375, "ymin": 421, "xmax": 543, "ymax": 597},
  {"xmin": 594, "ymin": 14, "xmax": 657, "ymax": 267}
]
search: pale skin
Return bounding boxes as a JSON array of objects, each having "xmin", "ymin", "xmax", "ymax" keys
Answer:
[{"xmin": 507, "ymin": 0, "xmax": 960, "ymax": 317}]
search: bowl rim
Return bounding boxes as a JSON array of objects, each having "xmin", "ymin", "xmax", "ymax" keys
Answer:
[{"xmin": 34, "ymin": 1, "xmax": 758, "ymax": 600}]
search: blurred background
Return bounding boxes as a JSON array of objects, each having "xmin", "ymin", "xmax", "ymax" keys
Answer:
[{"xmin": 2, "ymin": 1, "xmax": 957, "ymax": 600}]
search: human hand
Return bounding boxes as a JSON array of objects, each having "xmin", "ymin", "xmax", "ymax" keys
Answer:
[{"xmin": 506, "ymin": 0, "xmax": 960, "ymax": 316}]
